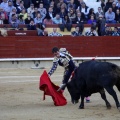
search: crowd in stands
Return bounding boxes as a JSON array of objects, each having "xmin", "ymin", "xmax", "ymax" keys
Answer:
[{"xmin": 0, "ymin": 0, "xmax": 120, "ymax": 37}]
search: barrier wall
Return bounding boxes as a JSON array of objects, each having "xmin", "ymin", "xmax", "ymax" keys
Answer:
[{"xmin": 0, "ymin": 36, "xmax": 120, "ymax": 58}]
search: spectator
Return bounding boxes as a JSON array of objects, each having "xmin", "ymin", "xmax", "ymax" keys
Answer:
[
  {"xmin": 48, "ymin": 28, "xmax": 63, "ymax": 36},
  {"xmin": 34, "ymin": 12, "xmax": 45, "ymax": 25},
  {"xmin": 52, "ymin": 14, "xmax": 62, "ymax": 24},
  {"xmin": 0, "ymin": 7, "xmax": 8, "ymax": 20},
  {"xmin": 43, "ymin": 0, "xmax": 52, "ymax": 9},
  {"xmin": 27, "ymin": 20, "xmax": 36, "ymax": 30},
  {"xmin": 25, "ymin": 13, "xmax": 33, "ymax": 24},
  {"xmin": 22, "ymin": 0, "xmax": 31, "ymax": 9},
  {"xmin": 9, "ymin": 7, "xmax": 17, "ymax": 23},
  {"xmin": 74, "ymin": 11, "xmax": 85, "ymax": 24},
  {"xmin": 10, "ymin": 14, "xmax": 19, "ymax": 29},
  {"xmin": 38, "ymin": 3, "xmax": 47, "ymax": 16},
  {"xmin": 32, "ymin": 7, "xmax": 40, "ymax": 18},
  {"xmin": 87, "ymin": 15, "xmax": 96, "ymax": 24},
  {"xmin": 19, "ymin": 8, "xmax": 28, "ymax": 20},
  {"xmin": 43, "ymin": 14, "xmax": 53, "ymax": 25},
  {"xmin": 100, "ymin": 0, "xmax": 105, "ymax": 11},
  {"xmin": 96, "ymin": 7, "xmax": 104, "ymax": 20},
  {"xmin": 59, "ymin": 2, "xmax": 68, "ymax": 13},
  {"xmin": 67, "ymin": 0, "xmax": 76, "ymax": 12},
  {"xmin": 103, "ymin": 26, "xmax": 113, "ymax": 36},
  {"xmin": 75, "ymin": 0, "xmax": 84, "ymax": 8},
  {"xmin": 59, "ymin": 8, "xmax": 67, "ymax": 20},
  {"xmin": 49, "ymin": 1, "xmax": 57, "ymax": 15},
  {"xmin": 37, "ymin": 23, "xmax": 46, "ymax": 36},
  {"xmin": 0, "ymin": 0, "xmax": 8, "ymax": 12},
  {"xmin": 105, "ymin": 7, "xmax": 116, "ymax": 23},
  {"xmin": 96, "ymin": 14, "xmax": 106, "ymax": 36},
  {"xmin": 18, "ymin": 14, "xmax": 25, "ymax": 25},
  {"xmin": 68, "ymin": 8, "xmax": 76, "ymax": 24},
  {"xmin": 5, "ymin": 1, "xmax": 15, "ymax": 16},
  {"xmin": 47, "ymin": 7, "xmax": 55, "ymax": 19},
  {"xmin": 115, "ymin": 9, "xmax": 120, "ymax": 23},
  {"xmin": 59, "ymin": 14, "xmax": 72, "ymax": 31},
  {"xmin": 56, "ymin": 0, "xmax": 67, "ymax": 13},
  {"xmin": 71, "ymin": 25, "xmax": 83, "ymax": 36},
  {"xmin": 85, "ymin": 26, "xmax": 98, "ymax": 36},
  {"xmin": 27, "ymin": 3, "xmax": 35, "ymax": 15},
  {"xmin": 112, "ymin": 2, "xmax": 117, "ymax": 13},
  {"xmin": 0, "ymin": 13, "xmax": 8, "ymax": 24},
  {"xmin": 87, "ymin": 8, "xmax": 96, "ymax": 20},
  {"xmin": 112, "ymin": 27, "xmax": 120, "ymax": 36},
  {"xmin": 14, "ymin": 0, "xmax": 21, "ymax": 8},
  {"xmin": 16, "ymin": 1, "xmax": 25, "ymax": 14},
  {"xmin": 104, "ymin": 0, "xmax": 114, "ymax": 12},
  {"xmin": 116, "ymin": 0, "xmax": 120, "ymax": 10},
  {"xmin": 77, "ymin": 2, "xmax": 89, "ymax": 20}
]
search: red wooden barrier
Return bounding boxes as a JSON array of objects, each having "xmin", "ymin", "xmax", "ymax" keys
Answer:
[{"xmin": 0, "ymin": 36, "xmax": 120, "ymax": 58}]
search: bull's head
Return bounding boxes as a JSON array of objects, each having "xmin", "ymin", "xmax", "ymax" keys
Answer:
[
  {"xmin": 58, "ymin": 68, "xmax": 80, "ymax": 104},
  {"xmin": 67, "ymin": 78, "xmax": 80, "ymax": 104}
]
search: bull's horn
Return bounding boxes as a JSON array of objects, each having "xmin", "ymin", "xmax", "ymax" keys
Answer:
[{"xmin": 57, "ymin": 84, "xmax": 66, "ymax": 92}]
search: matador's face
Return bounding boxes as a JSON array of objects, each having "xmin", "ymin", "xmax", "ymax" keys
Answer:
[{"xmin": 53, "ymin": 51, "xmax": 60, "ymax": 58}]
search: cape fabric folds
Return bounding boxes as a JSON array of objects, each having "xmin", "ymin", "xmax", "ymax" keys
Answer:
[{"xmin": 39, "ymin": 70, "xmax": 67, "ymax": 106}]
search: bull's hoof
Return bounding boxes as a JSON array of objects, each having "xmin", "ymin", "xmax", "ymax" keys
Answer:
[
  {"xmin": 117, "ymin": 106, "xmax": 120, "ymax": 112},
  {"xmin": 117, "ymin": 104, "xmax": 120, "ymax": 112},
  {"xmin": 106, "ymin": 103, "xmax": 111, "ymax": 109},
  {"xmin": 118, "ymin": 107, "xmax": 120, "ymax": 112},
  {"xmin": 79, "ymin": 105, "xmax": 84, "ymax": 109}
]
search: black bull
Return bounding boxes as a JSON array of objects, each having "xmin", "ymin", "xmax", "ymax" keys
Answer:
[{"xmin": 66, "ymin": 60, "xmax": 120, "ymax": 110}]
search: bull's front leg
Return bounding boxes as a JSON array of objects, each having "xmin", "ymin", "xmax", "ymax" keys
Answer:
[{"xmin": 79, "ymin": 95, "xmax": 84, "ymax": 109}]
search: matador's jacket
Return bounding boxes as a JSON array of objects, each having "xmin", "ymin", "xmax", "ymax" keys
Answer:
[{"xmin": 48, "ymin": 48, "xmax": 76, "ymax": 84}]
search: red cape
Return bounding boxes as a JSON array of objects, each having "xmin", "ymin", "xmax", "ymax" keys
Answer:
[{"xmin": 39, "ymin": 70, "xmax": 67, "ymax": 106}]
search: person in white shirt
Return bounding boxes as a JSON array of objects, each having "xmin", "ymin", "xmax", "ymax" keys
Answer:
[
  {"xmin": 85, "ymin": 26, "xmax": 98, "ymax": 36},
  {"xmin": 27, "ymin": 3, "xmax": 34, "ymax": 14},
  {"xmin": 48, "ymin": 28, "xmax": 63, "ymax": 36}
]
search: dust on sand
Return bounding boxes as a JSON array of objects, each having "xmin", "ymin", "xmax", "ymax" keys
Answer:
[{"xmin": 0, "ymin": 68, "xmax": 120, "ymax": 120}]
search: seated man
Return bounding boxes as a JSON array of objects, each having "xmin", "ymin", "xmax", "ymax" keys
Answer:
[
  {"xmin": 112, "ymin": 27, "xmax": 120, "ymax": 36},
  {"xmin": 85, "ymin": 26, "xmax": 98, "ymax": 36},
  {"xmin": 105, "ymin": 7, "xmax": 116, "ymax": 23},
  {"xmin": 10, "ymin": 14, "xmax": 19, "ymax": 29},
  {"xmin": 52, "ymin": 14, "xmax": 62, "ymax": 24},
  {"xmin": 48, "ymin": 28, "xmax": 63, "ymax": 36},
  {"xmin": 27, "ymin": 20, "xmax": 36, "ymax": 30},
  {"xmin": 71, "ymin": 26, "xmax": 83, "ymax": 36}
]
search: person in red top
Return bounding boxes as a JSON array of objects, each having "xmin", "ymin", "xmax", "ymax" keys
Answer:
[
  {"xmin": 0, "ymin": 7, "xmax": 8, "ymax": 20},
  {"xmin": 43, "ymin": 14, "xmax": 53, "ymax": 25}
]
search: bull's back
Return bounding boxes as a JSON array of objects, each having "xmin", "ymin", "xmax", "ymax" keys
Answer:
[{"xmin": 77, "ymin": 60, "xmax": 118, "ymax": 88}]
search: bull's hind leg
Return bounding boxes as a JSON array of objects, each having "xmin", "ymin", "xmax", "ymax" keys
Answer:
[
  {"xmin": 105, "ymin": 86, "xmax": 120, "ymax": 111},
  {"xmin": 99, "ymin": 89, "xmax": 111, "ymax": 109}
]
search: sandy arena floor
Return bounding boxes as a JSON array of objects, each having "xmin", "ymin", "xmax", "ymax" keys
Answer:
[{"xmin": 0, "ymin": 67, "xmax": 120, "ymax": 120}]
